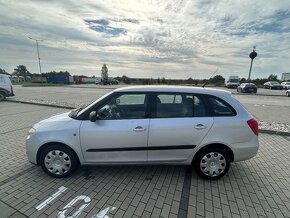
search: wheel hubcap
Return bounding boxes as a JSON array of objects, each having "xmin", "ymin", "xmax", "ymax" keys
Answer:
[
  {"xmin": 200, "ymin": 152, "xmax": 226, "ymax": 177},
  {"xmin": 44, "ymin": 150, "xmax": 71, "ymax": 175}
]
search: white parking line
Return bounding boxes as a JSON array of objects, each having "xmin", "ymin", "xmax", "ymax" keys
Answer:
[{"xmin": 36, "ymin": 186, "xmax": 67, "ymax": 210}]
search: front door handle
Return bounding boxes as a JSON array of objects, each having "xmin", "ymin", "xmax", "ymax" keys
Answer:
[
  {"xmin": 133, "ymin": 126, "xmax": 146, "ymax": 132},
  {"xmin": 194, "ymin": 124, "xmax": 206, "ymax": 130}
]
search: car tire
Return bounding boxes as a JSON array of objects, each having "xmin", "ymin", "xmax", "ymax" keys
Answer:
[
  {"xmin": 287, "ymin": 92, "xmax": 290, "ymax": 97},
  {"xmin": 0, "ymin": 92, "xmax": 6, "ymax": 101},
  {"xmin": 39, "ymin": 144, "xmax": 79, "ymax": 178},
  {"xmin": 194, "ymin": 147, "xmax": 230, "ymax": 180}
]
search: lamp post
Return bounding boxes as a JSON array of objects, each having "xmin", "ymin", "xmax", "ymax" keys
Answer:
[
  {"xmin": 28, "ymin": 37, "xmax": 43, "ymax": 74},
  {"xmin": 248, "ymin": 46, "xmax": 257, "ymax": 81}
]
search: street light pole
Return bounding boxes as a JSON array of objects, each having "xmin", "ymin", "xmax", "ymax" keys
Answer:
[
  {"xmin": 248, "ymin": 46, "xmax": 257, "ymax": 81},
  {"xmin": 28, "ymin": 37, "xmax": 43, "ymax": 74}
]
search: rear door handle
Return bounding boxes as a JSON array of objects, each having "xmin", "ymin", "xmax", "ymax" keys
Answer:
[
  {"xmin": 194, "ymin": 124, "xmax": 206, "ymax": 130},
  {"xmin": 133, "ymin": 126, "xmax": 146, "ymax": 132}
]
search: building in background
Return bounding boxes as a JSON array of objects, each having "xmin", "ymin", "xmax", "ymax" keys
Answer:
[{"xmin": 281, "ymin": 73, "xmax": 290, "ymax": 81}]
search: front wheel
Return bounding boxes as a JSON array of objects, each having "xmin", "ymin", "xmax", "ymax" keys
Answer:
[
  {"xmin": 287, "ymin": 92, "xmax": 290, "ymax": 97},
  {"xmin": 39, "ymin": 145, "xmax": 79, "ymax": 178},
  {"xmin": 194, "ymin": 148, "xmax": 230, "ymax": 180}
]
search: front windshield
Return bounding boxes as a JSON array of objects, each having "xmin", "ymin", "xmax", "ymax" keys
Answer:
[
  {"xmin": 76, "ymin": 90, "xmax": 114, "ymax": 117},
  {"xmin": 229, "ymin": 79, "xmax": 239, "ymax": 83}
]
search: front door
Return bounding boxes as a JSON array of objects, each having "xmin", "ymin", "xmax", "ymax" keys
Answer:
[{"xmin": 80, "ymin": 93, "xmax": 150, "ymax": 163}]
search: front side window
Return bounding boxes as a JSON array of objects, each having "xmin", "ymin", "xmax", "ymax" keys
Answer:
[
  {"xmin": 97, "ymin": 93, "xmax": 147, "ymax": 119},
  {"xmin": 155, "ymin": 93, "xmax": 208, "ymax": 118}
]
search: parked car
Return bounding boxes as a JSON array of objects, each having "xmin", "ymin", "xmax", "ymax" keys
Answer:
[
  {"xmin": 237, "ymin": 83, "xmax": 257, "ymax": 93},
  {"xmin": 26, "ymin": 86, "xmax": 259, "ymax": 180},
  {"xmin": 263, "ymin": 81, "xmax": 283, "ymax": 90},
  {"xmin": 0, "ymin": 74, "xmax": 14, "ymax": 101},
  {"xmin": 286, "ymin": 89, "xmax": 290, "ymax": 97},
  {"xmin": 281, "ymin": 82, "xmax": 290, "ymax": 90}
]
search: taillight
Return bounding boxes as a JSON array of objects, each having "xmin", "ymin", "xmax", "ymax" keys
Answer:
[{"xmin": 247, "ymin": 118, "xmax": 259, "ymax": 135}]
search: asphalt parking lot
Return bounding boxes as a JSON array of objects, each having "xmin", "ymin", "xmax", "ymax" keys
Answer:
[{"xmin": 1, "ymin": 101, "xmax": 290, "ymax": 218}]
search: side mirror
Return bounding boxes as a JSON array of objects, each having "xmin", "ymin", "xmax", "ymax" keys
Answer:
[{"xmin": 89, "ymin": 111, "xmax": 97, "ymax": 122}]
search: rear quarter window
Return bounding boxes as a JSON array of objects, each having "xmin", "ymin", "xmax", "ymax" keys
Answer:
[{"xmin": 206, "ymin": 96, "xmax": 236, "ymax": 116}]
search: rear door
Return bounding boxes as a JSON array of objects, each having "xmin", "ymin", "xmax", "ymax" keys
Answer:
[{"xmin": 147, "ymin": 93, "xmax": 214, "ymax": 162}]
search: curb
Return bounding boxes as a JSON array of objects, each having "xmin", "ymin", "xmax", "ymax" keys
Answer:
[
  {"xmin": 6, "ymin": 99, "xmax": 75, "ymax": 110},
  {"xmin": 6, "ymin": 99, "xmax": 290, "ymax": 136},
  {"xmin": 232, "ymin": 92, "xmax": 288, "ymax": 97},
  {"xmin": 260, "ymin": 129, "xmax": 290, "ymax": 136}
]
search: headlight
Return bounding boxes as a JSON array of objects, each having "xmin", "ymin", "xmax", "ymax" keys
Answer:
[{"xmin": 28, "ymin": 128, "xmax": 36, "ymax": 135}]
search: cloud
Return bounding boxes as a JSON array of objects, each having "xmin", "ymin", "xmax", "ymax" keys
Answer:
[{"xmin": 0, "ymin": 0, "xmax": 289, "ymax": 79}]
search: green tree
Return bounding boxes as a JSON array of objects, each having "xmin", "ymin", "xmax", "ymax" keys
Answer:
[
  {"xmin": 122, "ymin": 75, "xmax": 131, "ymax": 84},
  {"xmin": 268, "ymin": 74, "xmax": 278, "ymax": 81},
  {"xmin": 187, "ymin": 77, "xmax": 194, "ymax": 84},
  {"xmin": 13, "ymin": 65, "xmax": 31, "ymax": 77},
  {"xmin": 240, "ymin": 78, "xmax": 246, "ymax": 83},
  {"xmin": 161, "ymin": 77, "xmax": 166, "ymax": 84},
  {"xmin": 209, "ymin": 75, "xmax": 225, "ymax": 84},
  {"xmin": 101, "ymin": 64, "xmax": 108, "ymax": 80}
]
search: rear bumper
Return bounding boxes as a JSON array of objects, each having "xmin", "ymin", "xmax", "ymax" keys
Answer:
[
  {"xmin": 232, "ymin": 136, "xmax": 259, "ymax": 162},
  {"xmin": 243, "ymin": 88, "xmax": 257, "ymax": 93},
  {"xmin": 227, "ymin": 84, "xmax": 238, "ymax": 88}
]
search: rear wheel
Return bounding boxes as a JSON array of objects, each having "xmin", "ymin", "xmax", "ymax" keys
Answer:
[
  {"xmin": 194, "ymin": 148, "xmax": 230, "ymax": 180},
  {"xmin": 39, "ymin": 145, "xmax": 79, "ymax": 178},
  {"xmin": 287, "ymin": 92, "xmax": 290, "ymax": 97},
  {"xmin": 0, "ymin": 92, "xmax": 6, "ymax": 101}
]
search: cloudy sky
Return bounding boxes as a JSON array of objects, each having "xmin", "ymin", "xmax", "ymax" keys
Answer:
[{"xmin": 0, "ymin": 0, "xmax": 290, "ymax": 79}]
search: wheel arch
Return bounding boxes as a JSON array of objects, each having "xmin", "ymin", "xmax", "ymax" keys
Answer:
[
  {"xmin": 193, "ymin": 143, "xmax": 234, "ymax": 163},
  {"xmin": 36, "ymin": 142, "xmax": 80, "ymax": 165}
]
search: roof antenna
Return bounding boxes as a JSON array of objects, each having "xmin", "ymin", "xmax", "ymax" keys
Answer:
[{"xmin": 202, "ymin": 68, "xmax": 218, "ymax": 88}]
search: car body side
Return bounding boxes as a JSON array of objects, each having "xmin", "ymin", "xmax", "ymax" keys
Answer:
[{"xmin": 26, "ymin": 86, "xmax": 259, "ymax": 166}]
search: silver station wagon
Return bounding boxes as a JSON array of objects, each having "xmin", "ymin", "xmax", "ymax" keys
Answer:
[{"xmin": 26, "ymin": 86, "xmax": 259, "ymax": 180}]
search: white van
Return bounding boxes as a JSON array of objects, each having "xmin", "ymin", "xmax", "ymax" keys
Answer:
[
  {"xmin": 225, "ymin": 76, "xmax": 240, "ymax": 89},
  {"xmin": 0, "ymin": 74, "xmax": 14, "ymax": 101}
]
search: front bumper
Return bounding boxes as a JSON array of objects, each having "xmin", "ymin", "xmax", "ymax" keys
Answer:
[
  {"xmin": 26, "ymin": 133, "xmax": 41, "ymax": 164},
  {"xmin": 6, "ymin": 92, "xmax": 15, "ymax": 97}
]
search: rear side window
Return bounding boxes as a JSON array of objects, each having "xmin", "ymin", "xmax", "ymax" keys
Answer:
[
  {"xmin": 155, "ymin": 93, "xmax": 208, "ymax": 118},
  {"xmin": 207, "ymin": 96, "xmax": 236, "ymax": 116}
]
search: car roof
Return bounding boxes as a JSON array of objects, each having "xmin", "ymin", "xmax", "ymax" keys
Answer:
[
  {"xmin": 114, "ymin": 85, "xmax": 231, "ymax": 96},
  {"xmin": 0, "ymin": 74, "xmax": 10, "ymax": 78}
]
